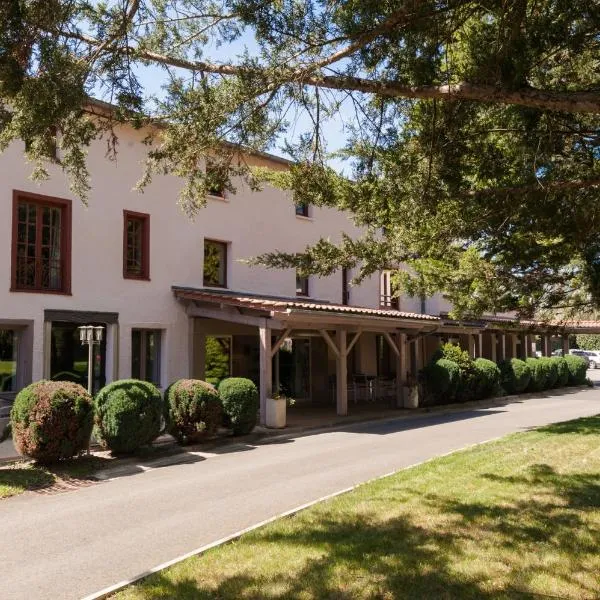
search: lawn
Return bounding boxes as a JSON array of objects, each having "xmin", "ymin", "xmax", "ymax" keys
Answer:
[
  {"xmin": 115, "ymin": 415, "xmax": 600, "ymax": 600},
  {"xmin": 0, "ymin": 455, "xmax": 110, "ymax": 499}
]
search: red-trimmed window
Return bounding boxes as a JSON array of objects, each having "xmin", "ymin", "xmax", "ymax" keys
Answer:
[
  {"xmin": 203, "ymin": 239, "xmax": 228, "ymax": 287},
  {"xmin": 123, "ymin": 211, "xmax": 150, "ymax": 280},
  {"xmin": 11, "ymin": 191, "xmax": 71, "ymax": 294},
  {"xmin": 296, "ymin": 271, "xmax": 309, "ymax": 296}
]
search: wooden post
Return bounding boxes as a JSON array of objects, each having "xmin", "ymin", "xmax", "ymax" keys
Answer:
[
  {"xmin": 336, "ymin": 329, "xmax": 348, "ymax": 416},
  {"xmin": 274, "ymin": 351, "xmax": 280, "ymax": 394},
  {"xmin": 501, "ymin": 334, "xmax": 506, "ymax": 360},
  {"xmin": 511, "ymin": 334, "xmax": 518, "ymax": 359},
  {"xmin": 259, "ymin": 323, "xmax": 272, "ymax": 426},
  {"xmin": 477, "ymin": 333, "xmax": 483, "ymax": 358},
  {"xmin": 520, "ymin": 333, "xmax": 528, "ymax": 359},
  {"xmin": 490, "ymin": 333, "xmax": 497, "ymax": 362},
  {"xmin": 467, "ymin": 334, "xmax": 475, "ymax": 358},
  {"xmin": 562, "ymin": 334, "xmax": 569, "ymax": 355},
  {"xmin": 395, "ymin": 332, "xmax": 405, "ymax": 408}
]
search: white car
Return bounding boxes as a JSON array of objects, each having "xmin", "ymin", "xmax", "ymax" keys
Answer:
[{"xmin": 569, "ymin": 349, "xmax": 598, "ymax": 369}]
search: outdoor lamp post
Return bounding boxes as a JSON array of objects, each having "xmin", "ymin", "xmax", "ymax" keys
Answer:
[{"xmin": 78, "ymin": 325, "xmax": 104, "ymax": 396}]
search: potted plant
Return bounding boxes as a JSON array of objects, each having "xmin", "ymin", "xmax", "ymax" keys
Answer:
[{"xmin": 266, "ymin": 389, "xmax": 293, "ymax": 428}]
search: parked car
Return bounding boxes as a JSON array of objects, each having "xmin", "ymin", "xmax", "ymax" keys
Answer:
[
  {"xmin": 568, "ymin": 349, "xmax": 593, "ymax": 368},
  {"xmin": 583, "ymin": 350, "xmax": 600, "ymax": 369},
  {"xmin": 551, "ymin": 349, "xmax": 563, "ymax": 357}
]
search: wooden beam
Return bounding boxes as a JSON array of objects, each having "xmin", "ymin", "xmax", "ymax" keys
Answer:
[
  {"xmin": 382, "ymin": 331, "xmax": 400, "ymax": 358},
  {"xmin": 259, "ymin": 323, "xmax": 272, "ymax": 426},
  {"xmin": 320, "ymin": 329, "xmax": 340, "ymax": 358},
  {"xmin": 336, "ymin": 329, "xmax": 348, "ymax": 416},
  {"xmin": 271, "ymin": 328, "xmax": 292, "ymax": 357},
  {"xmin": 187, "ymin": 303, "xmax": 285, "ymax": 329},
  {"xmin": 345, "ymin": 330, "xmax": 362, "ymax": 356}
]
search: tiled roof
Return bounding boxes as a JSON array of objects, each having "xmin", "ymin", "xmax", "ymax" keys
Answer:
[{"xmin": 172, "ymin": 286, "xmax": 441, "ymax": 322}]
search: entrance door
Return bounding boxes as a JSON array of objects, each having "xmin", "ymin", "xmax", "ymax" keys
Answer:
[{"xmin": 50, "ymin": 322, "xmax": 107, "ymax": 394}]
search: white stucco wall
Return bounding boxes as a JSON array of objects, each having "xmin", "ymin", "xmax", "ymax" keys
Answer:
[{"xmin": 0, "ymin": 122, "xmax": 382, "ymax": 387}]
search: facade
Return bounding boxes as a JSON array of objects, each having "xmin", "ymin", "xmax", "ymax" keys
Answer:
[{"xmin": 0, "ymin": 114, "xmax": 596, "ymax": 426}]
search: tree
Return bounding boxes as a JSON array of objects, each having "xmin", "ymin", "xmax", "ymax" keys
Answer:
[
  {"xmin": 2, "ymin": 1, "xmax": 599, "ymax": 317},
  {"xmin": 575, "ymin": 334, "xmax": 600, "ymax": 351}
]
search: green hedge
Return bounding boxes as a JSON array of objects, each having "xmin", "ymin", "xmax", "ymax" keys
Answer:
[
  {"xmin": 164, "ymin": 379, "xmax": 222, "ymax": 444},
  {"xmin": 564, "ymin": 355, "xmax": 588, "ymax": 385},
  {"xmin": 94, "ymin": 379, "xmax": 163, "ymax": 454},
  {"xmin": 525, "ymin": 358, "xmax": 548, "ymax": 392},
  {"xmin": 420, "ymin": 359, "xmax": 460, "ymax": 405},
  {"xmin": 498, "ymin": 358, "xmax": 531, "ymax": 394},
  {"xmin": 551, "ymin": 356, "xmax": 570, "ymax": 387},
  {"xmin": 218, "ymin": 378, "xmax": 259, "ymax": 435},
  {"xmin": 473, "ymin": 358, "xmax": 501, "ymax": 399},
  {"xmin": 540, "ymin": 357, "xmax": 558, "ymax": 389},
  {"xmin": 11, "ymin": 381, "xmax": 93, "ymax": 463}
]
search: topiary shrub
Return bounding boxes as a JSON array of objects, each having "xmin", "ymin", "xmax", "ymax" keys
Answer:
[
  {"xmin": 526, "ymin": 358, "xmax": 551, "ymax": 392},
  {"xmin": 498, "ymin": 358, "xmax": 531, "ymax": 394},
  {"xmin": 473, "ymin": 358, "xmax": 501, "ymax": 399},
  {"xmin": 564, "ymin": 355, "xmax": 588, "ymax": 386},
  {"xmin": 420, "ymin": 359, "xmax": 460, "ymax": 405},
  {"xmin": 94, "ymin": 379, "xmax": 163, "ymax": 454},
  {"xmin": 539, "ymin": 357, "xmax": 558, "ymax": 389},
  {"xmin": 218, "ymin": 377, "xmax": 259, "ymax": 435},
  {"xmin": 10, "ymin": 380, "xmax": 93, "ymax": 463},
  {"xmin": 164, "ymin": 379, "xmax": 222, "ymax": 444},
  {"xmin": 551, "ymin": 356, "xmax": 569, "ymax": 387}
]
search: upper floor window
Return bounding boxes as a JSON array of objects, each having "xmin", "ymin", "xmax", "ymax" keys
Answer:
[
  {"xmin": 380, "ymin": 271, "xmax": 399, "ymax": 310},
  {"xmin": 11, "ymin": 191, "xmax": 71, "ymax": 294},
  {"xmin": 204, "ymin": 239, "xmax": 227, "ymax": 287},
  {"xmin": 296, "ymin": 271, "xmax": 309, "ymax": 296},
  {"xmin": 206, "ymin": 162, "xmax": 226, "ymax": 198},
  {"xmin": 123, "ymin": 210, "xmax": 150, "ymax": 280},
  {"xmin": 295, "ymin": 203, "xmax": 310, "ymax": 217},
  {"xmin": 132, "ymin": 329, "xmax": 162, "ymax": 385},
  {"xmin": 342, "ymin": 267, "xmax": 350, "ymax": 305}
]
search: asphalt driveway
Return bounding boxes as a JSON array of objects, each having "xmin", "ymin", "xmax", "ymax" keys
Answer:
[{"xmin": 1, "ymin": 386, "xmax": 599, "ymax": 600}]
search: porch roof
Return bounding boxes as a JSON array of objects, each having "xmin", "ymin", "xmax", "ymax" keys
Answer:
[{"xmin": 172, "ymin": 286, "xmax": 441, "ymax": 329}]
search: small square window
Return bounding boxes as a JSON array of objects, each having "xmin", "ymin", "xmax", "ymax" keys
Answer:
[
  {"xmin": 295, "ymin": 204, "xmax": 310, "ymax": 217},
  {"xmin": 123, "ymin": 211, "xmax": 150, "ymax": 280},
  {"xmin": 296, "ymin": 271, "xmax": 309, "ymax": 296},
  {"xmin": 204, "ymin": 240, "xmax": 228, "ymax": 287},
  {"xmin": 132, "ymin": 329, "xmax": 162, "ymax": 385}
]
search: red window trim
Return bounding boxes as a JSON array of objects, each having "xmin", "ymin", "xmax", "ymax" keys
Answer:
[
  {"xmin": 11, "ymin": 189, "xmax": 72, "ymax": 295},
  {"xmin": 203, "ymin": 239, "xmax": 228, "ymax": 288},
  {"xmin": 123, "ymin": 210, "xmax": 150, "ymax": 280}
]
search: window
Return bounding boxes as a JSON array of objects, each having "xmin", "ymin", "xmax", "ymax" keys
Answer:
[
  {"xmin": 295, "ymin": 203, "xmax": 310, "ymax": 217},
  {"xmin": 0, "ymin": 330, "xmax": 18, "ymax": 392},
  {"xmin": 132, "ymin": 329, "xmax": 162, "ymax": 385},
  {"xmin": 123, "ymin": 211, "xmax": 150, "ymax": 279},
  {"xmin": 379, "ymin": 271, "xmax": 398, "ymax": 309},
  {"xmin": 11, "ymin": 191, "xmax": 71, "ymax": 294},
  {"xmin": 204, "ymin": 240, "xmax": 227, "ymax": 287},
  {"xmin": 342, "ymin": 267, "xmax": 350, "ymax": 305},
  {"xmin": 206, "ymin": 163, "xmax": 226, "ymax": 198},
  {"xmin": 296, "ymin": 271, "xmax": 309, "ymax": 296}
]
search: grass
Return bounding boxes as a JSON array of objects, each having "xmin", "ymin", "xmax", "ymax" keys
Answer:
[
  {"xmin": 0, "ymin": 455, "xmax": 110, "ymax": 499},
  {"xmin": 115, "ymin": 415, "xmax": 600, "ymax": 600}
]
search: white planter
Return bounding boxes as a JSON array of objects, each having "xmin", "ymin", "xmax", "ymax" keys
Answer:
[
  {"xmin": 403, "ymin": 385, "xmax": 420, "ymax": 409},
  {"xmin": 266, "ymin": 398, "xmax": 287, "ymax": 428}
]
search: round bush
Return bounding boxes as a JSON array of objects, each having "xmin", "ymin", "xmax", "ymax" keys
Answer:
[
  {"xmin": 564, "ymin": 354, "xmax": 588, "ymax": 386},
  {"xmin": 164, "ymin": 379, "xmax": 222, "ymax": 444},
  {"xmin": 539, "ymin": 357, "xmax": 558, "ymax": 389},
  {"xmin": 498, "ymin": 358, "xmax": 531, "ymax": 394},
  {"xmin": 218, "ymin": 377, "xmax": 259, "ymax": 435},
  {"xmin": 11, "ymin": 380, "xmax": 93, "ymax": 463},
  {"xmin": 94, "ymin": 379, "xmax": 163, "ymax": 454},
  {"xmin": 551, "ymin": 356, "xmax": 569, "ymax": 387},
  {"xmin": 525, "ymin": 358, "xmax": 544, "ymax": 392},
  {"xmin": 420, "ymin": 359, "xmax": 460, "ymax": 405},
  {"xmin": 473, "ymin": 358, "xmax": 501, "ymax": 399}
]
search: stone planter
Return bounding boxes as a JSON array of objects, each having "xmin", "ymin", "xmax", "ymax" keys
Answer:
[
  {"xmin": 266, "ymin": 398, "xmax": 286, "ymax": 428},
  {"xmin": 403, "ymin": 385, "xmax": 420, "ymax": 409}
]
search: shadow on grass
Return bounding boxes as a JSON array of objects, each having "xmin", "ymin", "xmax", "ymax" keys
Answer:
[{"xmin": 536, "ymin": 415, "xmax": 600, "ymax": 436}]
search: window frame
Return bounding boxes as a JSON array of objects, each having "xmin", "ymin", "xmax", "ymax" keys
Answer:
[
  {"xmin": 342, "ymin": 267, "xmax": 350, "ymax": 306},
  {"xmin": 295, "ymin": 203, "xmax": 310, "ymax": 218},
  {"xmin": 206, "ymin": 162, "xmax": 227, "ymax": 199},
  {"xmin": 203, "ymin": 239, "xmax": 228, "ymax": 288},
  {"xmin": 11, "ymin": 190, "xmax": 72, "ymax": 295},
  {"xmin": 296, "ymin": 271, "xmax": 309, "ymax": 297},
  {"xmin": 123, "ymin": 210, "xmax": 150, "ymax": 281},
  {"xmin": 131, "ymin": 328, "xmax": 163, "ymax": 386}
]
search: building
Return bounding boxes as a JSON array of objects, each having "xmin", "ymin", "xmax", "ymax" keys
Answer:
[{"xmin": 0, "ymin": 106, "xmax": 596, "ymax": 427}]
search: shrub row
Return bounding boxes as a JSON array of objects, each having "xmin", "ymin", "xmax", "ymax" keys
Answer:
[
  {"xmin": 10, "ymin": 376, "xmax": 259, "ymax": 463},
  {"xmin": 421, "ymin": 344, "xmax": 588, "ymax": 406}
]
